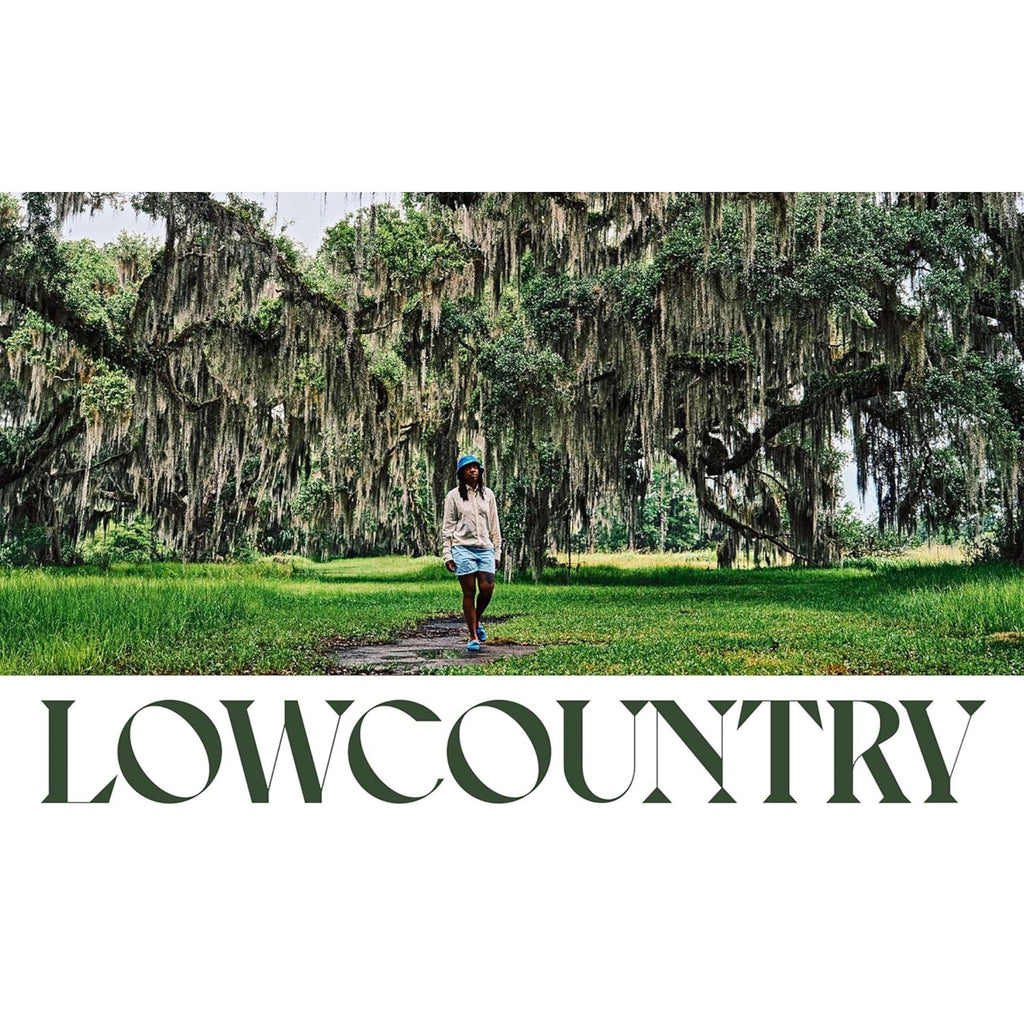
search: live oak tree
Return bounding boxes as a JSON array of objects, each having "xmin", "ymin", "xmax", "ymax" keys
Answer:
[
  {"xmin": 2, "ymin": 192, "xmax": 1023, "ymax": 570},
  {"xmin": 1, "ymin": 192, "xmax": 377, "ymax": 562},
  {"xmin": 419, "ymin": 193, "xmax": 1024, "ymax": 570}
]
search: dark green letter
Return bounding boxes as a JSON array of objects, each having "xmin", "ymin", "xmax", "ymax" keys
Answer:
[
  {"xmin": 42, "ymin": 700, "xmax": 115, "ymax": 803},
  {"xmin": 448, "ymin": 700, "xmax": 551, "ymax": 803},
  {"xmin": 118, "ymin": 701, "xmax": 222, "ymax": 804},
  {"xmin": 828, "ymin": 700, "xmax": 909, "ymax": 804},
  {"xmin": 901, "ymin": 700, "xmax": 984, "ymax": 803},
  {"xmin": 348, "ymin": 700, "xmax": 442, "ymax": 803},
  {"xmin": 647, "ymin": 701, "xmax": 735, "ymax": 804},
  {"xmin": 224, "ymin": 700, "xmax": 352, "ymax": 803},
  {"xmin": 737, "ymin": 701, "xmax": 823, "ymax": 803},
  {"xmin": 559, "ymin": 700, "xmax": 645, "ymax": 802}
]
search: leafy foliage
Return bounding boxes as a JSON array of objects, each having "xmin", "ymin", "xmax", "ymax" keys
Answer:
[
  {"xmin": 3, "ymin": 191, "xmax": 1024, "ymax": 571},
  {"xmin": 79, "ymin": 359, "xmax": 135, "ymax": 416},
  {"xmin": 79, "ymin": 515, "xmax": 165, "ymax": 567}
]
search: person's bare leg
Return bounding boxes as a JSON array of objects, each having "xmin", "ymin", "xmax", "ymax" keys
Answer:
[
  {"xmin": 458, "ymin": 573, "xmax": 479, "ymax": 640},
  {"xmin": 476, "ymin": 572, "xmax": 495, "ymax": 626}
]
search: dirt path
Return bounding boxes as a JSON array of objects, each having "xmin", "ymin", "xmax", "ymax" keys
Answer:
[{"xmin": 326, "ymin": 615, "xmax": 538, "ymax": 674}]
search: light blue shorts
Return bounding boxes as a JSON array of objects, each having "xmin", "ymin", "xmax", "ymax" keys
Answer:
[{"xmin": 451, "ymin": 545, "xmax": 496, "ymax": 577}]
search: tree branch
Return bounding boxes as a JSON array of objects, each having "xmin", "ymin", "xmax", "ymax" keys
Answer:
[
  {"xmin": 0, "ymin": 398, "xmax": 86, "ymax": 489},
  {"xmin": 692, "ymin": 472, "xmax": 814, "ymax": 564},
  {"xmin": 705, "ymin": 364, "xmax": 895, "ymax": 475}
]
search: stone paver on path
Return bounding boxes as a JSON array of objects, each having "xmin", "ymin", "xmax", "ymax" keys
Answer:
[{"xmin": 326, "ymin": 616, "xmax": 538, "ymax": 674}]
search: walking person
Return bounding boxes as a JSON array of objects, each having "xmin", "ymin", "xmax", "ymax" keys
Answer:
[{"xmin": 442, "ymin": 454, "xmax": 502, "ymax": 651}]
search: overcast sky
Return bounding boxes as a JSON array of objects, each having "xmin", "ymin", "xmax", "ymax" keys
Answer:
[{"xmin": 62, "ymin": 192, "xmax": 401, "ymax": 253}]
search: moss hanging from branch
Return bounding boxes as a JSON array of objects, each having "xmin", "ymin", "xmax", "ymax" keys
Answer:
[{"xmin": 2, "ymin": 191, "xmax": 1023, "ymax": 567}]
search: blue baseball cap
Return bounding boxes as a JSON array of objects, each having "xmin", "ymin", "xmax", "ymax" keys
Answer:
[{"xmin": 457, "ymin": 454, "xmax": 482, "ymax": 474}]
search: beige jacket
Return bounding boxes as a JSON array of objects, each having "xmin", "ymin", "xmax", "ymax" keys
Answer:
[{"xmin": 441, "ymin": 485, "xmax": 502, "ymax": 563}]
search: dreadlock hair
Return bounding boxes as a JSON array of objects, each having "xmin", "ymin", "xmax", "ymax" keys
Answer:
[{"xmin": 457, "ymin": 464, "xmax": 484, "ymax": 502}]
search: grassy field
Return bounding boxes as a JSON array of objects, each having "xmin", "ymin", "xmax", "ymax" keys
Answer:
[{"xmin": 1, "ymin": 551, "xmax": 1023, "ymax": 674}]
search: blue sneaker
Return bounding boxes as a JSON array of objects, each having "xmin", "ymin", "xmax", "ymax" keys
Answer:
[
  {"xmin": 476, "ymin": 625, "xmax": 487, "ymax": 642},
  {"xmin": 467, "ymin": 639, "xmax": 482, "ymax": 652}
]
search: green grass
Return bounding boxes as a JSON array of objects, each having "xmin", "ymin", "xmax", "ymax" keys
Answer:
[{"xmin": 1, "ymin": 552, "xmax": 1022, "ymax": 674}]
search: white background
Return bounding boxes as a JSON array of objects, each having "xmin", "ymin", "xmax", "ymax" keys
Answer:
[
  {"xmin": 4, "ymin": 3, "xmax": 1024, "ymax": 1019},
  {"xmin": 1, "ymin": 675, "xmax": 1015, "ymax": 1023}
]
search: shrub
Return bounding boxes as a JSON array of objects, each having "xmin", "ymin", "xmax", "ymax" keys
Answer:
[
  {"xmin": 79, "ymin": 515, "xmax": 165, "ymax": 567},
  {"xmin": 0, "ymin": 525, "xmax": 50, "ymax": 566}
]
